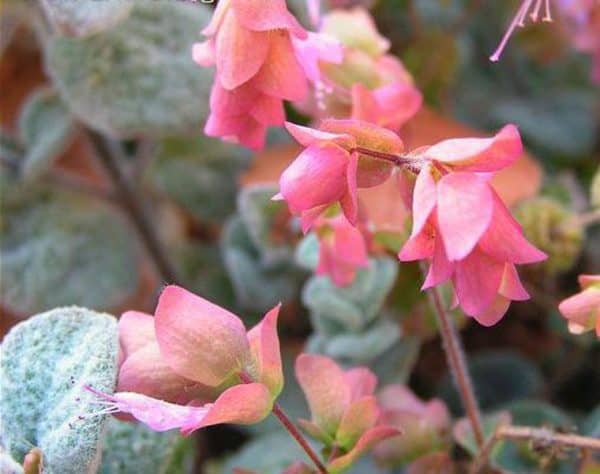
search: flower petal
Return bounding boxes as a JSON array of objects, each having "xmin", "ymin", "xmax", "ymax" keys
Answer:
[
  {"xmin": 340, "ymin": 151, "xmax": 359, "ymax": 225},
  {"xmin": 424, "ymin": 124, "xmax": 523, "ymax": 172},
  {"xmin": 181, "ymin": 383, "xmax": 273, "ymax": 435},
  {"xmin": 437, "ymin": 173, "xmax": 494, "ymax": 261},
  {"xmin": 398, "ymin": 227, "xmax": 435, "ymax": 261},
  {"xmin": 117, "ymin": 343, "xmax": 214, "ymax": 405},
  {"xmin": 473, "ymin": 295, "xmax": 511, "ymax": 327},
  {"xmin": 344, "ymin": 367, "xmax": 377, "ymax": 400},
  {"xmin": 246, "ymin": 304, "xmax": 283, "ymax": 398},
  {"xmin": 216, "ymin": 12, "xmax": 270, "ymax": 90},
  {"xmin": 279, "ymin": 143, "xmax": 349, "ymax": 214},
  {"xmin": 295, "ymin": 354, "xmax": 351, "ymax": 436},
  {"xmin": 327, "ymin": 426, "xmax": 402, "ymax": 474},
  {"xmin": 192, "ymin": 40, "xmax": 215, "ymax": 67},
  {"xmin": 499, "ymin": 264, "xmax": 529, "ymax": 301},
  {"xmin": 155, "ymin": 285, "xmax": 250, "ymax": 386},
  {"xmin": 422, "ymin": 235, "xmax": 454, "ymax": 289},
  {"xmin": 230, "ymin": 0, "xmax": 307, "ymax": 37},
  {"xmin": 336, "ymin": 396, "xmax": 379, "ymax": 450},
  {"xmin": 118, "ymin": 311, "xmax": 155, "ymax": 361},
  {"xmin": 559, "ymin": 287, "xmax": 600, "ymax": 333},
  {"xmin": 411, "ymin": 164, "xmax": 437, "ymax": 238},
  {"xmin": 285, "ymin": 122, "xmax": 355, "ymax": 149}
]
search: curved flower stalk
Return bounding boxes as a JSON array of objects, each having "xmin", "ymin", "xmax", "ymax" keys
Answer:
[
  {"xmin": 558, "ymin": 274, "xmax": 600, "ymax": 336},
  {"xmin": 295, "ymin": 7, "xmax": 422, "ymax": 131},
  {"xmin": 295, "ymin": 354, "xmax": 402, "ymax": 473},
  {"xmin": 490, "ymin": 0, "xmax": 553, "ymax": 61},
  {"xmin": 398, "ymin": 125, "xmax": 547, "ymax": 325},
  {"xmin": 87, "ymin": 285, "xmax": 283, "ymax": 434}
]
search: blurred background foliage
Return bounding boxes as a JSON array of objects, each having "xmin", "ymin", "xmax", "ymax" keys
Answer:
[{"xmin": 0, "ymin": 0, "xmax": 598, "ymax": 473}]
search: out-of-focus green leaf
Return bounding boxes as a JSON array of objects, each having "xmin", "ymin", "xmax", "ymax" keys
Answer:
[
  {"xmin": 46, "ymin": 3, "xmax": 213, "ymax": 138},
  {"xmin": 453, "ymin": 411, "xmax": 511, "ymax": 458},
  {"xmin": 147, "ymin": 136, "xmax": 249, "ymax": 224},
  {"xmin": 438, "ymin": 351, "xmax": 543, "ymax": 415},
  {"xmin": 99, "ymin": 418, "xmax": 195, "ymax": 474},
  {"xmin": 0, "ymin": 307, "xmax": 118, "ymax": 473},
  {"xmin": 582, "ymin": 405, "xmax": 600, "ymax": 438},
  {"xmin": 17, "ymin": 87, "xmax": 74, "ymax": 181},
  {"xmin": 1, "ymin": 186, "xmax": 140, "ymax": 316},
  {"xmin": 40, "ymin": 0, "xmax": 133, "ymax": 37}
]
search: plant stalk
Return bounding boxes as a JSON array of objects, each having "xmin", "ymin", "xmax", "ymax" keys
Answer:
[
  {"xmin": 86, "ymin": 129, "xmax": 181, "ymax": 284},
  {"xmin": 422, "ymin": 266, "xmax": 485, "ymax": 448}
]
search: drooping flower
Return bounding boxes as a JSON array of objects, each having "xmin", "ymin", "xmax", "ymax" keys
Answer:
[
  {"xmin": 277, "ymin": 119, "xmax": 404, "ymax": 230},
  {"xmin": 398, "ymin": 125, "xmax": 547, "ymax": 325},
  {"xmin": 558, "ymin": 274, "xmax": 600, "ymax": 336},
  {"xmin": 295, "ymin": 354, "xmax": 401, "ymax": 473},
  {"xmin": 373, "ymin": 385, "xmax": 450, "ymax": 467},
  {"xmin": 490, "ymin": 0, "xmax": 553, "ymax": 61},
  {"xmin": 314, "ymin": 213, "xmax": 370, "ymax": 286},
  {"xmin": 295, "ymin": 7, "xmax": 422, "ymax": 131},
  {"xmin": 87, "ymin": 285, "xmax": 283, "ymax": 434},
  {"xmin": 193, "ymin": 0, "xmax": 309, "ymax": 149}
]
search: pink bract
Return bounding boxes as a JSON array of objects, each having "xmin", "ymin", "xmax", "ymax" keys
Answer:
[
  {"xmin": 558, "ymin": 274, "xmax": 600, "ymax": 336},
  {"xmin": 89, "ymin": 286, "xmax": 283, "ymax": 434}
]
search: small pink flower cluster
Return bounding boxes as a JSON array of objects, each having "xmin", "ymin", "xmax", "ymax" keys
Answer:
[{"xmin": 277, "ymin": 119, "xmax": 547, "ymax": 325}]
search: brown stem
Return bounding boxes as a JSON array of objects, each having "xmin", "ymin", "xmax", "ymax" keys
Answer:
[
  {"xmin": 85, "ymin": 129, "xmax": 181, "ymax": 284},
  {"xmin": 352, "ymin": 147, "xmax": 415, "ymax": 167},
  {"xmin": 421, "ymin": 265, "xmax": 485, "ymax": 448},
  {"xmin": 238, "ymin": 372, "xmax": 327, "ymax": 473},
  {"xmin": 498, "ymin": 426, "xmax": 600, "ymax": 451}
]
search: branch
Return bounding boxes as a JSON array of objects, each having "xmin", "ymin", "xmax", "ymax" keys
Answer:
[{"xmin": 85, "ymin": 129, "xmax": 182, "ymax": 284}]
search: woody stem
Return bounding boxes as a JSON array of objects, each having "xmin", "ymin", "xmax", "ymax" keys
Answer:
[
  {"xmin": 238, "ymin": 373, "xmax": 327, "ymax": 473},
  {"xmin": 352, "ymin": 147, "xmax": 415, "ymax": 167},
  {"xmin": 421, "ymin": 266, "xmax": 485, "ymax": 448}
]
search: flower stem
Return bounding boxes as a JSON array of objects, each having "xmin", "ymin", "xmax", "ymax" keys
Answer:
[
  {"xmin": 272, "ymin": 403, "xmax": 328, "ymax": 474},
  {"xmin": 86, "ymin": 129, "xmax": 182, "ymax": 284},
  {"xmin": 422, "ymin": 266, "xmax": 485, "ymax": 448},
  {"xmin": 238, "ymin": 372, "xmax": 327, "ymax": 473},
  {"xmin": 352, "ymin": 147, "xmax": 416, "ymax": 168},
  {"xmin": 577, "ymin": 209, "xmax": 600, "ymax": 228}
]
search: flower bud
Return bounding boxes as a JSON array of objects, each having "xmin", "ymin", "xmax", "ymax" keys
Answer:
[{"xmin": 591, "ymin": 166, "xmax": 600, "ymax": 209}]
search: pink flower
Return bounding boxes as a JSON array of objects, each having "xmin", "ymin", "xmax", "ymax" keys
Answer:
[
  {"xmin": 294, "ymin": 7, "xmax": 422, "ymax": 131},
  {"xmin": 193, "ymin": 0, "xmax": 308, "ymax": 149},
  {"xmin": 314, "ymin": 213, "xmax": 370, "ymax": 286},
  {"xmin": 373, "ymin": 385, "xmax": 450, "ymax": 466},
  {"xmin": 398, "ymin": 125, "xmax": 547, "ymax": 325},
  {"xmin": 87, "ymin": 285, "xmax": 283, "ymax": 434},
  {"xmin": 558, "ymin": 274, "xmax": 600, "ymax": 336},
  {"xmin": 277, "ymin": 119, "xmax": 404, "ymax": 230},
  {"xmin": 295, "ymin": 354, "xmax": 401, "ymax": 473},
  {"xmin": 490, "ymin": 0, "xmax": 553, "ymax": 61}
]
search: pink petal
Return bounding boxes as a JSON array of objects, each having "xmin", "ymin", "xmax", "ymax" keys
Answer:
[
  {"xmin": 473, "ymin": 295, "xmax": 511, "ymax": 326},
  {"xmin": 411, "ymin": 164, "xmax": 437, "ymax": 238},
  {"xmin": 298, "ymin": 418, "xmax": 334, "ymax": 445},
  {"xmin": 340, "ymin": 151, "xmax": 359, "ymax": 225},
  {"xmin": 344, "ymin": 367, "xmax": 377, "ymax": 400},
  {"xmin": 351, "ymin": 84, "xmax": 380, "ymax": 125},
  {"xmin": 424, "ymin": 124, "xmax": 523, "ymax": 172},
  {"xmin": 499, "ymin": 264, "xmax": 529, "ymax": 301},
  {"xmin": 327, "ymin": 426, "xmax": 402, "ymax": 474},
  {"xmin": 246, "ymin": 304, "xmax": 283, "ymax": 397},
  {"xmin": 205, "ymin": 111, "xmax": 267, "ymax": 150},
  {"xmin": 397, "ymin": 227, "xmax": 435, "ymax": 261},
  {"xmin": 181, "ymin": 383, "xmax": 273, "ymax": 435},
  {"xmin": 307, "ymin": 0, "xmax": 321, "ymax": 27},
  {"xmin": 371, "ymin": 82, "xmax": 422, "ymax": 130},
  {"xmin": 422, "ymin": 234, "xmax": 454, "ymax": 289},
  {"xmin": 155, "ymin": 285, "xmax": 250, "ymax": 386},
  {"xmin": 230, "ymin": 0, "xmax": 307, "ymax": 38},
  {"xmin": 292, "ymin": 32, "xmax": 343, "ymax": 83},
  {"xmin": 333, "ymin": 217, "xmax": 368, "ymax": 266},
  {"xmin": 202, "ymin": 0, "xmax": 231, "ymax": 36},
  {"xmin": 216, "ymin": 12, "xmax": 270, "ymax": 90},
  {"xmin": 192, "ymin": 40, "xmax": 215, "ymax": 67},
  {"xmin": 336, "ymin": 396, "xmax": 380, "ymax": 450},
  {"xmin": 250, "ymin": 95, "xmax": 285, "ymax": 126},
  {"xmin": 118, "ymin": 311, "xmax": 155, "ymax": 361},
  {"xmin": 453, "ymin": 250, "xmax": 504, "ymax": 317},
  {"xmin": 279, "ymin": 143, "xmax": 349, "ymax": 214},
  {"xmin": 86, "ymin": 386, "xmax": 210, "ymax": 432},
  {"xmin": 558, "ymin": 287, "xmax": 600, "ymax": 332},
  {"xmin": 117, "ymin": 342, "xmax": 214, "ymax": 405},
  {"xmin": 437, "ymin": 173, "xmax": 494, "ymax": 261},
  {"xmin": 478, "ymin": 192, "xmax": 547, "ymax": 264},
  {"xmin": 300, "ymin": 204, "xmax": 329, "ymax": 233},
  {"xmin": 253, "ymin": 33, "xmax": 309, "ymax": 102},
  {"xmin": 284, "ymin": 122, "xmax": 355, "ymax": 149},
  {"xmin": 579, "ymin": 274, "xmax": 600, "ymax": 289},
  {"xmin": 295, "ymin": 354, "xmax": 351, "ymax": 435},
  {"xmin": 210, "ymin": 81, "xmax": 258, "ymax": 117}
]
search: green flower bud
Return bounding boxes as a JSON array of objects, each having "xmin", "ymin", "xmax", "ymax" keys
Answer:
[{"xmin": 514, "ymin": 197, "xmax": 583, "ymax": 274}]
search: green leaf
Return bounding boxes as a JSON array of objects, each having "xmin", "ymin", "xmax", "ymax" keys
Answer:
[
  {"xmin": 295, "ymin": 232, "xmax": 320, "ymax": 271},
  {"xmin": 99, "ymin": 418, "xmax": 195, "ymax": 474},
  {"xmin": 40, "ymin": 0, "xmax": 133, "ymax": 37},
  {"xmin": 453, "ymin": 411, "xmax": 511, "ymax": 458},
  {"xmin": 238, "ymin": 184, "xmax": 294, "ymax": 262},
  {"xmin": 147, "ymin": 136, "xmax": 249, "ymax": 224},
  {"xmin": 18, "ymin": 87, "xmax": 74, "ymax": 181},
  {"xmin": 0, "ymin": 449, "xmax": 23, "ymax": 474},
  {"xmin": 1, "ymin": 186, "xmax": 140, "ymax": 316},
  {"xmin": 582, "ymin": 405, "xmax": 600, "ymax": 438},
  {"xmin": 221, "ymin": 216, "xmax": 301, "ymax": 312},
  {"xmin": 0, "ymin": 307, "xmax": 119, "ymax": 473},
  {"xmin": 46, "ymin": 3, "xmax": 213, "ymax": 138},
  {"xmin": 438, "ymin": 351, "xmax": 543, "ymax": 415}
]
